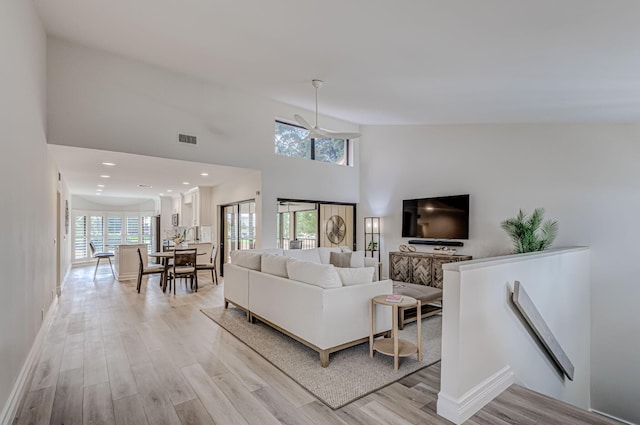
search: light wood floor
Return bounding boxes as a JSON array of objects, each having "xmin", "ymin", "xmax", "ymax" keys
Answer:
[{"xmin": 14, "ymin": 265, "xmax": 618, "ymax": 425}]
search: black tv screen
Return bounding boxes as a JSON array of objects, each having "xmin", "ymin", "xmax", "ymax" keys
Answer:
[{"xmin": 402, "ymin": 195, "xmax": 469, "ymax": 239}]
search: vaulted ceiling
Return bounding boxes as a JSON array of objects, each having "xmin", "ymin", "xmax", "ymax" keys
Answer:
[{"xmin": 35, "ymin": 0, "xmax": 640, "ymax": 125}]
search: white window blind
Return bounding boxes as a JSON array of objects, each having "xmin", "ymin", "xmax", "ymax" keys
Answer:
[
  {"xmin": 74, "ymin": 216, "xmax": 87, "ymax": 260},
  {"xmin": 90, "ymin": 216, "xmax": 104, "ymax": 252},
  {"xmin": 126, "ymin": 216, "xmax": 139, "ymax": 244},
  {"xmin": 107, "ymin": 216, "xmax": 123, "ymax": 251}
]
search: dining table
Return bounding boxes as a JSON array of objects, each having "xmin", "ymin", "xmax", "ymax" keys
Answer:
[{"xmin": 149, "ymin": 250, "xmax": 206, "ymax": 292}]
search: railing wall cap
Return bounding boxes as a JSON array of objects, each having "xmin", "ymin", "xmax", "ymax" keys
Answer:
[{"xmin": 442, "ymin": 246, "xmax": 589, "ymax": 272}]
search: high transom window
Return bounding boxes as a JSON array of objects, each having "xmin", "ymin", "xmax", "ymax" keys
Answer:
[{"xmin": 274, "ymin": 121, "xmax": 350, "ymax": 165}]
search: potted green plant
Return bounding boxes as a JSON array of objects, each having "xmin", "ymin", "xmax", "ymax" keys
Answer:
[{"xmin": 500, "ymin": 208, "xmax": 558, "ymax": 253}]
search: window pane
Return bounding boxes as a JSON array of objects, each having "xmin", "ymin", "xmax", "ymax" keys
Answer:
[
  {"xmin": 275, "ymin": 121, "xmax": 311, "ymax": 159},
  {"xmin": 126, "ymin": 216, "xmax": 139, "ymax": 244},
  {"xmin": 239, "ymin": 202, "xmax": 256, "ymax": 250},
  {"xmin": 142, "ymin": 216, "xmax": 152, "ymax": 251},
  {"xmin": 107, "ymin": 216, "xmax": 122, "ymax": 251},
  {"xmin": 90, "ymin": 216, "xmax": 104, "ymax": 252},
  {"xmin": 314, "ymin": 137, "xmax": 347, "ymax": 164},
  {"xmin": 74, "ymin": 216, "xmax": 87, "ymax": 260},
  {"xmin": 295, "ymin": 210, "xmax": 317, "ymax": 248}
]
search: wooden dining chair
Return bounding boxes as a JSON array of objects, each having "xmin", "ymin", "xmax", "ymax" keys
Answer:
[
  {"xmin": 136, "ymin": 248, "xmax": 165, "ymax": 293},
  {"xmin": 196, "ymin": 245, "xmax": 218, "ymax": 285},
  {"xmin": 169, "ymin": 248, "xmax": 198, "ymax": 294},
  {"xmin": 89, "ymin": 241, "xmax": 115, "ymax": 279}
]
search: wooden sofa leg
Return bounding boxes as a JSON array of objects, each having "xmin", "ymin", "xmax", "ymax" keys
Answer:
[
  {"xmin": 320, "ymin": 350, "xmax": 329, "ymax": 368},
  {"xmin": 224, "ymin": 299, "xmax": 229, "ymax": 309}
]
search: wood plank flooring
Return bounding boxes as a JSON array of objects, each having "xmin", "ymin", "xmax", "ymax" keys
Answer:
[{"xmin": 14, "ymin": 265, "xmax": 618, "ymax": 424}]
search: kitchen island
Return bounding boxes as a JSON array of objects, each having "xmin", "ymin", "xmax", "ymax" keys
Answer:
[{"xmin": 113, "ymin": 243, "xmax": 147, "ymax": 281}]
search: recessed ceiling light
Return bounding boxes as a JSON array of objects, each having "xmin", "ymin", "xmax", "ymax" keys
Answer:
[
  {"xmin": 97, "ymin": 184, "xmax": 105, "ymax": 188},
  {"xmin": 96, "ymin": 189, "xmax": 103, "ymax": 192},
  {"xmin": 96, "ymin": 193, "xmax": 102, "ymax": 196},
  {"xmin": 100, "ymin": 175, "xmax": 110, "ymax": 178},
  {"xmin": 102, "ymin": 162, "xmax": 116, "ymax": 166},
  {"xmin": 167, "ymin": 189, "xmax": 173, "ymax": 192},
  {"xmin": 182, "ymin": 182, "xmax": 190, "ymax": 185},
  {"xmin": 200, "ymin": 172, "xmax": 209, "ymax": 176},
  {"xmin": 137, "ymin": 184, "xmax": 152, "ymax": 188},
  {"xmin": 159, "ymin": 193, "xmax": 164, "ymax": 196}
]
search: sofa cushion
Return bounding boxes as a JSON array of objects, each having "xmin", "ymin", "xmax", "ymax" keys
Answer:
[
  {"xmin": 285, "ymin": 248, "xmax": 322, "ymax": 264},
  {"xmin": 339, "ymin": 245, "xmax": 352, "ymax": 252},
  {"xmin": 336, "ymin": 267, "xmax": 375, "ymax": 286},
  {"xmin": 230, "ymin": 250, "xmax": 261, "ymax": 271},
  {"xmin": 329, "ymin": 252, "xmax": 351, "ymax": 268},
  {"xmin": 330, "ymin": 251, "xmax": 365, "ymax": 268},
  {"xmin": 317, "ymin": 247, "xmax": 342, "ymax": 264},
  {"xmin": 261, "ymin": 253, "xmax": 288, "ymax": 278},
  {"xmin": 286, "ymin": 259, "xmax": 342, "ymax": 289}
]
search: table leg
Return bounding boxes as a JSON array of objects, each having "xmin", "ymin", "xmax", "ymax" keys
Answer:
[
  {"xmin": 417, "ymin": 300, "xmax": 422, "ymax": 362},
  {"xmin": 369, "ymin": 298, "xmax": 374, "ymax": 358},
  {"xmin": 162, "ymin": 258, "xmax": 170, "ymax": 292},
  {"xmin": 393, "ymin": 304, "xmax": 399, "ymax": 370}
]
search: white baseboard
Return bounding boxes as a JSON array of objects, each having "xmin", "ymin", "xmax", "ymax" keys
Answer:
[
  {"xmin": 590, "ymin": 408, "xmax": 636, "ymax": 425},
  {"xmin": 437, "ymin": 365, "xmax": 515, "ymax": 424},
  {"xmin": 0, "ymin": 297, "xmax": 59, "ymax": 425}
]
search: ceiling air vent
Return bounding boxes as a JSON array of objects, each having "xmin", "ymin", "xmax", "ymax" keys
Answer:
[{"xmin": 178, "ymin": 133, "xmax": 197, "ymax": 145}]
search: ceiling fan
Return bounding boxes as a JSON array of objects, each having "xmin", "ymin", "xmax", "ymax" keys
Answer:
[{"xmin": 293, "ymin": 80, "xmax": 361, "ymax": 140}]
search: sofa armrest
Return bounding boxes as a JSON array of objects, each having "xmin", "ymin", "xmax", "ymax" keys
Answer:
[
  {"xmin": 321, "ymin": 279, "xmax": 393, "ymax": 347},
  {"xmin": 224, "ymin": 264, "xmax": 250, "ymax": 310},
  {"xmin": 364, "ymin": 257, "xmax": 380, "ymax": 281}
]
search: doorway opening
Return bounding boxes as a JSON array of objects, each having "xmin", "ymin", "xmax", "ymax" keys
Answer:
[
  {"xmin": 277, "ymin": 199, "xmax": 356, "ymax": 251},
  {"xmin": 219, "ymin": 199, "xmax": 256, "ymax": 275}
]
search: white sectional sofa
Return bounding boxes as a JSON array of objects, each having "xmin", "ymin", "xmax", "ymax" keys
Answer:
[{"xmin": 224, "ymin": 247, "xmax": 393, "ymax": 367}]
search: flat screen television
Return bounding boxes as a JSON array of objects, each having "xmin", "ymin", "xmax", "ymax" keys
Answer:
[{"xmin": 402, "ymin": 194, "xmax": 469, "ymax": 239}]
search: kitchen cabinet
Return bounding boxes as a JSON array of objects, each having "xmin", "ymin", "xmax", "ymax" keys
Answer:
[{"xmin": 181, "ymin": 187, "xmax": 212, "ymax": 227}]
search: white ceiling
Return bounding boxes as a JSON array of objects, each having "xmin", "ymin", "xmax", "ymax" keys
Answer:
[
  {"xmin": 49, "ymin": 145, "xmax": 256, "ymax": 204},
  {"xmin": 35, "ymin": 0, "xmax": 640, "ymax": 125}
]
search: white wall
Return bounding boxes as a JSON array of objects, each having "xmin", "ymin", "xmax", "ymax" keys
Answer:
[
  {"xmin": 46, "ymin": 38, "xmax": 360, "ymax": 249},
  {"xmin": 358, "ymin": 124, "xmax": 640, "ymax": 424},
  {"xmin": 0, "ymin": 1, "xmax": 62, "ymax": 422},
  {"xmin": 209, "ymin": 171, "xmax": 262, "ymax": 248},
  {"xmin": 71, "ymin": 195, "xmax": 156, "ymax": 212},
  {"xmin": 437, "ymin": 248, "xmax": 591, "ymax": 424}
]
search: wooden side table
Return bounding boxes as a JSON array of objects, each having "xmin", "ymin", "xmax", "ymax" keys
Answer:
[{"xmin": 369, "ymin": 294, "xmax": 422, "ymax": 370}]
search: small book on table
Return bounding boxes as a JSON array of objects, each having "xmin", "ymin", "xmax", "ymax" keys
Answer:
[{"xmin": 385, "ymin": 294, "xmax": 403, "ymax": 303}]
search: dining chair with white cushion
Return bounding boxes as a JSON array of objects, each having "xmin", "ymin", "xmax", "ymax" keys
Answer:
[
  {"xmin": 196, "ymin": 245, "xmax": 218, "ymax": 285},
  {"xmin": 89, "ymin": 241, "xmax": 115, "ymax": 279}
]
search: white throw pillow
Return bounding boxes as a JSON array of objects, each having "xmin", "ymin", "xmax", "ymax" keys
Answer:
[
  {"xmin": 336, "ymin": 267, "xmax": 375, "ymax": 286},
  {"xmin": 317, "ymin": 247, "xmax": 341, "ymax": 264},
  {"xmin": 350, "ymin": 250, "xmax": 365, "ymax": 267},
  {"xmin": 261, "ymin": 253, "xmax": 288, "ymax": 278},
  {"xmin": 339, "ymin": 245, "xmax": 352, "ymax": 252},
  {"xmin": 286, "ymin": 259, "xmax": 342, "ymax": 289},
  {"xmin": 230, "ymin": 251, "xmax": 261, "ymax": 271},
  {"xmin": 285, "ymin": 248, "xmax": 322, "ymax": 264}
]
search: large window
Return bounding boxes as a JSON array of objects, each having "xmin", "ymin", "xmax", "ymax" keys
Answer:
[
  {"xmin": 275, "ymin": 121, "xmax": 349, "ymax": 165},
  {"xmin": 72, "ymin": 212, "xmax": 154, "ymax": 262}
]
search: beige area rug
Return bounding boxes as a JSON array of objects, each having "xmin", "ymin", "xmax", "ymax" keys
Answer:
[{"xmin": 201, "ymin": 306, "xmax": 441, "ymax": 409}]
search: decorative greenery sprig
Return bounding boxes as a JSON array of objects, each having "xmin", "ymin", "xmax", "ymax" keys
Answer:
[{"xmin": 500, "ymin": 208, "xmax": 558, "ymax": 253}]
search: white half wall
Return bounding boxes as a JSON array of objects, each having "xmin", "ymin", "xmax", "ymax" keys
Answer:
[
  {"xmin": 437, "ymin": 248, "xmax": 590, "ymax": 424},
  {"xmin": 358, "ymin": 123, "xmax": 640, "ymax": 423},
  {"xmin": 46, "ymin": 38, "xmax": 361, "ymax": 249},
  {"xmin": 0, "ymin": 1, "xmax": 63, "ymax": 423}
]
